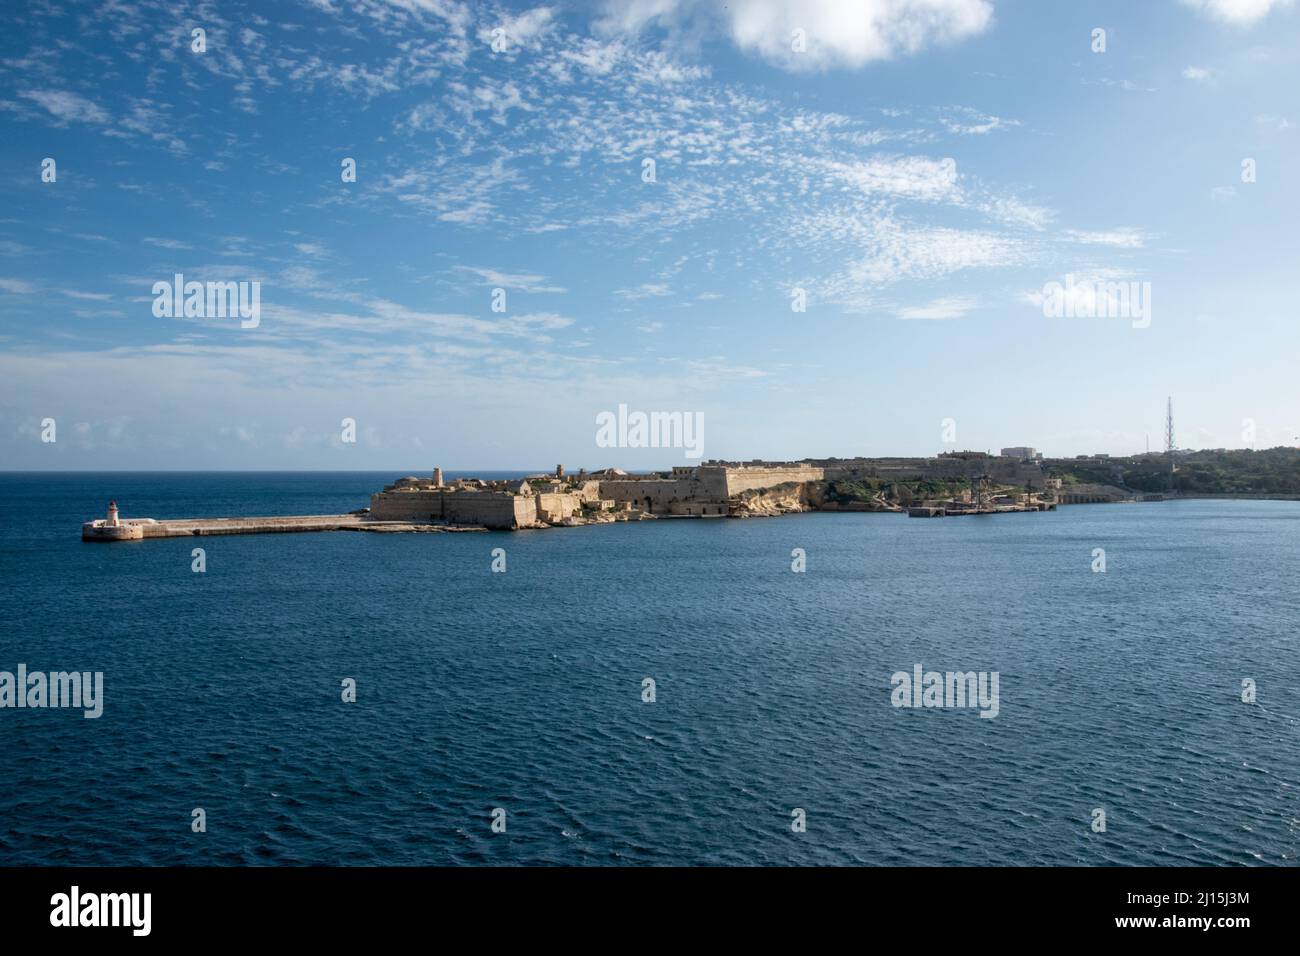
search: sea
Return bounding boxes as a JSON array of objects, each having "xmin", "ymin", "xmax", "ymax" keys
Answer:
[{"xmin": 1, "ymin": 472, "xmax": 1297, "ymax": 866}]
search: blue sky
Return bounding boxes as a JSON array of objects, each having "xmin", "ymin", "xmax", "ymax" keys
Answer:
[{"xmin": 2, "ymin": 0, "xmax": 1298, "ymax": 470}]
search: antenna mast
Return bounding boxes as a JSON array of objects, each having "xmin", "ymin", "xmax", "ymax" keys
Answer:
[
  {"xmin": 1165, "ymin": 397, "xmax": 1177, "ymax": 490},
  {"xmin": 1165, "ymin": 397, "xmax": 1176, "ymax": 455}
]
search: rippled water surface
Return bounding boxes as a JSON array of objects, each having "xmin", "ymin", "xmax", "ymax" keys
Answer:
[{"xmin": 1, "ymin": 472, "xmax": 1298, "ymax": 865}]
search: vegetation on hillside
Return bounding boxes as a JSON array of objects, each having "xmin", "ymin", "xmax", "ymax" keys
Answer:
[
  {"xmin": 1058, "ymin": 447, "xmax": 1300, "ymax": 496},
  {"xmin": 822, "ymin": 476, "xmax": 973, "ymax": 505}
]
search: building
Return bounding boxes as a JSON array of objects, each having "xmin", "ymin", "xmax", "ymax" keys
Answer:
[{"xmin": 1000, "ymin": 446, "xmax": 1038, "ymax": 460}]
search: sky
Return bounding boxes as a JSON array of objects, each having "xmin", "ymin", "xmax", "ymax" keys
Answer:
[{"xmin": 1, "ymin": 0, "xmax": 1298, "ymax": 470}]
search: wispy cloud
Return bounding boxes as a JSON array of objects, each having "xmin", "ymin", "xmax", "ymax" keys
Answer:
[
  {"xmin": 896, "ymin": 295, "xmax": 977, "ymax": 320},
  {"xmin": 1062, "ymin": 228, "xmax": 1148, "ymax": 249},
  {"xmin": 597, "ymin": 0, "xmax": 994, "ymax": 72},
  {"xmin": 143, "ymin": 237, "xmax": 194, "ymax": 251},
  {"xmin": 615, "ymin": 283, "xmax": 672, "ymax": 300},
  {"xmin": 455, "ymin": 266, "xmax": 566, "ymax": 293},
  {"xmin": 18, "ymin": 89, "xmax": 110, "ymax": 124}
]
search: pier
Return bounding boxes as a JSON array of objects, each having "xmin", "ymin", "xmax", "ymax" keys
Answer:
[{"xmin": 906, "ymin": 502, "xmax": 1057, "ymax": 518}]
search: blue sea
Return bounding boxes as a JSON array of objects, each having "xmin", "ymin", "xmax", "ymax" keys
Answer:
[{"xmin": 1, "ymin": 472, "xmax": 1297, "ymax": 866}]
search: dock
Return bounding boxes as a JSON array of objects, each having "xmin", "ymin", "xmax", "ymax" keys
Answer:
[
  {"xmin": 907, "ymin": 502, "xmax": 1057, "ymax": 518},
  {"xmin": 907, "ymin": 506, "xmax": 946, "ymax": 518}
]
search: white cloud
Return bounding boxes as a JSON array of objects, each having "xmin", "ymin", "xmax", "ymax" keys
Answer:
[
  {"xmin": 939, "ymin": 109, "xmax": 1018, "ymax": 135},
  {"xmin": 1255, "ymin": 113, "xmax": 1292, "ymax": 130},
  {"xmin": 456, "ymin": 266, "xmax": 566, "ymax": 293},
  {"xmin": 1019, "ymin": 269, "xmax": 1144, "ymax": 316},
  {"xmin": 598, "ymin": 0, "xmax": 994, "ymax": 71},
  {"xmin": 380, "ymin": 154, "xmax": 521, "ymax": 225},
  {"xmin": 445, "ymin": 78, "xmax": 535, "ymax": 125},
  {"xmin": 978, "ymin": 196, "xmax": 1055, "ymax": 230},
  {"xmin": 0, "ymin": 278, "xmax": 36, "ymax": 294},
  {"xmin": 595, "ymin": 0, "xmax": 684, "ymax": 35},
  {"xmin": 477, "ymin": 6, "xmax": 556, "ymax": 51},
  {"xmin": 846, "ymin": 220, "xmax": 1024, "ymax": 285},
  {"xmin": 896, "ymin": 295, "xmax": 976, "ymax": 319},
  {"xmin": 820, "ymin": 155, "xmax": 959, "ymax": 201},
  {"xmin": 615, "ymin": 282, "xmax": 672, "ymax": 299},
  {"xmin": 1179, "ymin": 0, "xmax": 1294, "ymax": 24},
  {"xmin": 1061, "ymin": 228, "xmax": 1147, "ymax": 249},
  {"xmin": 1182, "ymin": 65, "xmax": 1213, "ymax": 80},
  {"xmin": 18, "ymin": 89, "xmax": 110, "ymax": 124},
  {"xmin": 495, "ymin": 311, "xmax": 574, "ymax": 337},
  {"xmin": 143, "ymin": 237, "xmax": 194, "ymax": 251}
]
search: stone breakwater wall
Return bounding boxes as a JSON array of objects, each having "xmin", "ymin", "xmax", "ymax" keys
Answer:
[{"xmin": 82, "ymin": 515, "xmax": 489, "ymax": 541}]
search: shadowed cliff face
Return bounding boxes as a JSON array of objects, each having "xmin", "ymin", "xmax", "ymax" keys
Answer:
[
  {"xmin": 727, "ymin": 481, "xmax": 840, "ymax": 517},
  {"xmin": 728, "ymin": 484, "xmax": 812, "ymax": 517},
  {"xmin": 729, "ymin": 481, "xmax": 908, "ymax": 516}
]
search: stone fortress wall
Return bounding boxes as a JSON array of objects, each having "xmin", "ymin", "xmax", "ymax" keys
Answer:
[
  {"xmin": 592, "ymin": 463, "xmax": 823, "ymax": 516},
  {"xmin": 369, "ymin": 486, "xmax": 537, "ymax": 529},
  {"xmin": 713, "ymin": 462, "xmax": 824, "ymax": 495},
  {"xmin": 595, "ymin": 478, "xmax": 700, "ymax": 513}
]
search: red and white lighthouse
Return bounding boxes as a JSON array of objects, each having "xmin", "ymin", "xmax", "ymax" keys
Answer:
[{"xmin": 107, "ymin": 500, "xmax": 119, "ymax": 527}]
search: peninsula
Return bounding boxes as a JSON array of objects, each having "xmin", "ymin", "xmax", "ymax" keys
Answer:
[{"xmin": 81, "ymin": 447, "xmax": 1300, "ymax": 540}]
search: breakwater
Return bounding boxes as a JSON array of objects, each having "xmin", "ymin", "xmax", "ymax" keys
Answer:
[{"xmin": 83, "ymin": 514, "xmax": 486, "ymax": 541}]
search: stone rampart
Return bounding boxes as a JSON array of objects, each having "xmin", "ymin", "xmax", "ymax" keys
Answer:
[{"xmin": 369, "ymin": 490, "xmax": 536, "ymax": 529}]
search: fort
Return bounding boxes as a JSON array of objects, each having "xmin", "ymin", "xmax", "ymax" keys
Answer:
[
  {"xmin": 364, "ymin": 461, "xmax": 828, "ymax": 529},
  {"xmin": 81, "ymin": 453, "xmax": 1097, "ymax": 541}
]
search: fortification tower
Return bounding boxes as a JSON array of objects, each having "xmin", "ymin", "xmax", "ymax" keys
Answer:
[{"xmin": 433, "ymin": 467, "xmax": 444, "ymax": 488}]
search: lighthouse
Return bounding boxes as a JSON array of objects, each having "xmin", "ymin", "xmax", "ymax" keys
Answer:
[{"xmin": 82, "ymin": 499, "xmax": 147, "ymax": 541}]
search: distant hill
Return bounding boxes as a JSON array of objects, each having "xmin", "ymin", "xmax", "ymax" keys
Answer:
[{"xmin": 1056, "ymin": 447, "xmax": 1300, "ymax": 497}]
